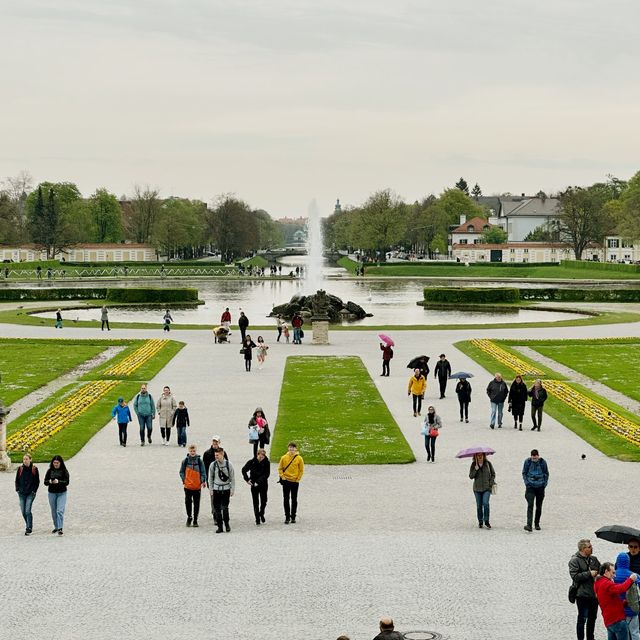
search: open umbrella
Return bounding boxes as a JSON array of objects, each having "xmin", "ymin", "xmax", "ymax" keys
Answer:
[
  {"xmin": 595, "ymin": 525, "xmax": 640, "ymax": 545},
  {"xmin": 449, "ymin": 371, "xmax": 474, "ymax": 379},
  {"xmin": 456, "ymin": 446, "xmax": 496, "ymax": 459},
  {"xmin": 378, "ymin": 334, "xmax": 395, "ymax": 347},
  {"xmin": 407, "ymin": 355, "xmax": 430, "ymax": 370}
]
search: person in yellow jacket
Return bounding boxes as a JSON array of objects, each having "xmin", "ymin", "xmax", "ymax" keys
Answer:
[
  {"xmin": 408, "ymin": 368, "xmax": 427, "ymax": 417},
  {"xmin": 278, "ymin": 442, "xmax": 304, "ymax": 524}
]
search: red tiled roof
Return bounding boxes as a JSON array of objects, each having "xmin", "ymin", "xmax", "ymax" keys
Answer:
[{"xmin": 451, "ymin": 217, "xmax": 494, "ymax": 234}]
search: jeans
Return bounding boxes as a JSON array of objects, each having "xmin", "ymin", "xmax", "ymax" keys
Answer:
[
  {"xmin": 251, "ymin": 483, "xmax": 268, "ymax": 520},
  {"xmin": 474, "ymin": 490, "xmax": 491, "ymax": 525},
  {"xmin": 184, "ymin": 489, "xmax": 201, "ymax": 520},
  {"xmin": 118, "ymin": 423, "xmax": 128, "ymax": 445},
  {"xmin": 626, "ymin": 616, "xmax": 640, "ymax": 640},
  {"xmin": 293, "ymin": 327, "xmax": 301, "ymax": 343},
  {"xmin": 459, "ymin": 401, "xmax": 469, "ymax": 420},
  {"xmin": 138, "ymin": 415, "xmax": 153, "ymax": 442},
  {"xmin": 281, "ymin": 479, "xmax": 299, "ymax": 519},
  {"xmin": 412, "ymin": 394, "xmax": 423, "ymax": 414},
  {"xmin": 490, "ymin": 402, "xmax": 504, "ymax": 427},
  {"xmin": 48, "ymin": 492, "xmax": 67, "ymax": 530},
  {"xmin": 425, "ymin": 435, "xmax": 437, "ymax": 461},
  {"xmin": 532, "ymin": 405, "xmax": 543, "ymax": 429},
  {"xmin": 525, "ymin": 486, "xmax": 545, "ymax": 527},
  {"xmin": 18, "ymin": 492, "xmax": 36, "ymax": 529},
  {"xmin": 607, "ymin": 619, "xmax": 630, "ymax": 640},
  {"xmin": 176, "ymin": 426, "xmax": 187, "ymax": 446},
  {"xmin": 575, "ymin": 596, "xmax": 598, "ymax": 640},
  {"xmin": 212, "ymin": 489, "xmax": 231, "ymax": 525},
  {"xmin": 382, "ymin": 360, "xmax": 390, "ymax": 376}
]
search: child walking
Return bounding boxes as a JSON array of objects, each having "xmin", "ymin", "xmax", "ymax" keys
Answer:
[
  {"xmin": 172, "ymin": 401, "xmax": 190, "ymax": 447},
  {"xmin": 256, "ymin": 336, "xmax": 269, "ymax": 369},
  {"xmin": 111, "ymin": 397, "xmax": 132, "ymax": 447}
]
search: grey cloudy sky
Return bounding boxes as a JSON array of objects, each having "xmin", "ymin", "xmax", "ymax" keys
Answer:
[{"xmin": 1, "ymin": 0, "xmax": 639, "ymax": 216}]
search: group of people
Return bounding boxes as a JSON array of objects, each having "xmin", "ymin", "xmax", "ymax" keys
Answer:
[{"xmin": 486, "ymin": 372, "xmax": 549, "ymax": 430}]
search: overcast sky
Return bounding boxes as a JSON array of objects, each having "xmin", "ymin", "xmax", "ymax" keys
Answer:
[{"xmin": 1, "ymin": 0, "xmax": 639, "ymax": 217}]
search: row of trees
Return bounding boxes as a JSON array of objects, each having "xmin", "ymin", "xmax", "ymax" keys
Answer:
[{"xmin": 0, "ymin": 173, "xmax": 284, "ymax": 260}]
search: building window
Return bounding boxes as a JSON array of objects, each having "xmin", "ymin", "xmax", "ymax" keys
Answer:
[
  {"xmin": 467, "ymin": 225, "xmax": 475, "ymax": 232},
  {"xmin": 459, "ymin": 239, "xmax": 468, "ymax": 245},
  {"xmin": 608, "ymin": 239, "xmax": 619, "ymax": 248},
  {"xmin": 622, "ymin": 240, "xmax": 633, "ymax": 248},
  {"xmin": 483, "ymin": 225, "xmax": 490, "ymax": 231},
  {"xmin": 610, "ymin": 255, "xmax": 617, "ymax": 261},
  {"xmin": 524, "ymin": 248, "xmax": 529, "ymax": 253},
  {"xmin": 510, "ymin": 248, "xmax": 515, "ymax": 253},
  {"xmin": 473, "ymin": 239, "xmax": 481, "ymax": 244}
]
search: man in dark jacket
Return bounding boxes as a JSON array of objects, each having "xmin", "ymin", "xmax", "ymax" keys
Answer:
[
  {"xmin": 241, "ymin": 448, "xmax": 270, "ymax": 525},
  {"xmin": 528, "ymin": 379, "xmax": 548, "ymax": 431},
  {"xmin": 569, "ymin": 539, "xmax": 601, "ymax": 640},
  {"xmin": 238, "ymin": 311, "xmax": 249, "ymax": 342},
  {"xmin": 522, "ymin": 449, "xmax": 549, "ymax": 531},
  {"xmin": 486, "ymin": 373, "xmax": 508, "ymax": 429},
  {"xmin": 372, "ymin": 617, "xmax": 403, "ymax": 640},
  {"xmin": 434, "ymin": 354, "xmax": 452, "ymax": 399},
  {"xmin": 203, "ymin": 436, "xmax": 228, "ymax": 481},
  {"xmin": 15, "ymin": 453, "xmax": 40, "ymax": 535}
]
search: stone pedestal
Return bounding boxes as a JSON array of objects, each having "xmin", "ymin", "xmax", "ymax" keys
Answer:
[
  {"xmin": 0, "ymin": 416, "xmax": 12, "ymax": 471},
  {"xmin": 311, "ymin": 319, "xmax": 330, "ymax": 345}
]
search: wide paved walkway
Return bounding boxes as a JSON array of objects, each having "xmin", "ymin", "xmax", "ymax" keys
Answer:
[{"xmin": 1, "ymin": 318, "xmax": 640, "ymax": 640}]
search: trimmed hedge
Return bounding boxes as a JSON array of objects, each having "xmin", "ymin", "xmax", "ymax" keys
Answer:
[
  {"xmin": 423, "ymin": 287, "xmax": 520, "ymax": 304},
  {"xmin": 0, "ymin": 287, "xmax": 199, "ymax": 303},
  {"xmin": 562, "ymin": 260, "xmax": 640, "ymax": 273},
  {"xmin": 370, "ymin": 261, "xmax": 560, "ymax": 268},
  {"xmin": 0, "ymin": 288, "xmax": 106, "ymax": 301},
  {"xmin": 520, "ymin": 288, "xmax": 640, "ymax": 302},
  {"xmin": 105, "ymin": 288, "xmax": 199, "ymax": 303}
]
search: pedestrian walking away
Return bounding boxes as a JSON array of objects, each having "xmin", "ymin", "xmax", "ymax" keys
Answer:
[
  {"xmin": 203, "ymin": 436, "xmax": 228, "ymax": 483},
  {"xmin": 54, "ymin": 308, "xmax": 63, "ymax": 329},
  {"xmin": 179, "ymin": 444, "xmax": 206, "ymax": 527},
  {"xmin": 256, "ymin": 335, "xmax": 269, "ymax": 369},
  {"xmin": 508, "ymin": 374, "xmax": 528, "ymax": 430},
  {"xmin": 278, "ymin": 442, "xmax": 304, "ymax": 524},
  {"xmin": 101, "ymin": 305, "xmax": 110, "ymax": 331},
  {"xmin": 522, "ymin": 449, "xmax": 549, "ymax": 531},
  {"xmin": 156, "ymin": 385, "xmax": 177, "ymax": 445},
  {"xmin": 380, "ymin": 342, "xmax": 393, "ymax": 377},
  {"xmin": 455, "ymin": 377, "xmax": 472, "ymax": 422},
  {"xmin": 528, "ymin": 379, "xmax": 548, "ymax": 431},
  {"xmin": 111, "ymin": 396, "xmax": 132, "ymax": 446},
  {"xmin": 486, "ymin": 373, "xmax": 508, "ymax": 429},
  {"xmin": 208, "ymin": 448, "xmax": 235, "ymax": 533},
  {"xmin": 44, "ymin": 455, "xmax": 69, "ymax": 536},
  {"xmin": 238, "ymin": 310, "xmax": 249, "ymax": 343},
  {"xmin": 242, "ymin": 448, "xmax": 270, "ymax": 525},
  {"xmin": 434, "ymin": 354, "xmax": 452, "ymax": 399},
  {"xmin": 569, "ymin": 538, "xmax": 601, "ymax": 640},
  {"xmin": 469, "ymin": 452, "xmax": 495, "ymax": 529},
  {"xmin": 421, "ymin": 405, "xmax": 442, "ymax": 463},
  {"xmin": 373, "ymin": 617, "xmax": 404, "ymax": 640},
  {"xmin": 162, "ymin": 309, "xmax": 173, "ymax": 332},
  {"xmin": 248, "ymin": 407, "xmax": 271, "ymax": 457},
  {"xmin": 613, "ymin": 551, "xmax": 640, "ymax": 640},
  {"xmin": 133, "ymin": 383, "xmax": 155, "ymax": 445},
  {"xmin": 407, "ymin": 368, "xmax": 427, "ymax": 417},
  {"xmin": 172, "ymin": 400, "xmax": 190, "ymax": 447},
  {"xmin": 15, "ymin": 453, "xmax": 40, "ymax": 535},
  {"xmin": 276, "ymin": 314, "xmax": 284, "ymax": 342},
  {"xmin": 594, "ymin": 562, "xmax": 638, "ymax": 640},
  {"xmin": 241, "ymin": 335, "xmax": 256, "ymax": 372}
]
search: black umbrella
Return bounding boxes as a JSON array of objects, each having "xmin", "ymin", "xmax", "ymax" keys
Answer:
[
  {"xmin": 595, "ymin": 524, "xmax": 640, "ymax": 544},
  {"xmin": 407, "ymin": 355, "xmax": 430, "ymax": 370}
]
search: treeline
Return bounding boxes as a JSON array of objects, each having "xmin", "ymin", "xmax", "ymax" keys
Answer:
[{"xmin": 0, "ymin": 173, "xmax": 284, "ymax": 261}]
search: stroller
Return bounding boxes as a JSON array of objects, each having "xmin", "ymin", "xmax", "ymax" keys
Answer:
[{"xmin": 213, "ymin": 325, "xmax": 230, "ymax": 343}]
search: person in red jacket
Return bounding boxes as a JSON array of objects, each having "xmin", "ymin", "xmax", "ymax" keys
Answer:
[{"xmin": 593, "ymin": 562, "xmax": 637, "ymax": 640}]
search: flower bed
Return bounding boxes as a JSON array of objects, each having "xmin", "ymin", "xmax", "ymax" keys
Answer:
[
  {"xmin": 470, "ymin": 339, "xmax": 545, "ymax": 376},
  {"xmin": 104, "ymin": 339, "xmax": 168, "ymax": 376}
]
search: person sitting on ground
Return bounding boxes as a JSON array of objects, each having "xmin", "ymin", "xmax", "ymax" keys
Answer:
[{"xmin": 373, "ymin": 617, "xmax": 404, "ymax": 640}]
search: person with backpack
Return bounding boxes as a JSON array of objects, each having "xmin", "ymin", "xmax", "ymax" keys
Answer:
[
  {"xmin": 44, "ymin": 455, "xmax": 69, "ymax": 536},
  {"xmin": 15, "ymin": 453, "xmax": 40, "ymax": 536},
  {"xmin": 522, "ymin": 449, "xmax": 549, "ymax": 532},
  {"xmin": 111, "ymin": 396, "xmax": 132, "ymax": 447},
  {"xmin": 569, "ymin": 538, "xmax": 601, "ymax": 640},
  {"xmin": 179, "ymin": 444, "xmax": 206, "ymax": 527},
  {"xmin": 528, "ymin": 379, "xmax": 548, "ymax": 431},
  {"xmin": 380, "ymin": 342, "xmax": 393, "ymax": 377},
  {"xmin": 241, "ymin": 448, "xmax": 271, "ymax": 525},
  {"xmin": 172, "ymin": 401, "xmax": 190, "ymax": 447},
  {"xmin": 278, "ymin": 442, "xmax": 304, "ymax": 524},
  {"xmin": 208, "ymin": 448, "xmax": 235, "ymax": 533},
  {"xmin": 613, "ymin": 551, "xmax": 640, "ymax": 639},
  {"xmin": 134, "ymin": 383, "xmax": 155, "ymax": 446},
  {"xmin": 594, "ymin": 562, "xmax": 638, "ymax": 640}
]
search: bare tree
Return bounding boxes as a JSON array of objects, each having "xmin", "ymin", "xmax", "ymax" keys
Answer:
[{"xmin": 124, "ymin": 186, "xmax": 162, "ymax": 243}]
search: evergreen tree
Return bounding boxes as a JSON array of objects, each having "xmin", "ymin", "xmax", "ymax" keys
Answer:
[
  {"xmin": 471, "ymin": 183, "xmax": 482, "ymax": 200},
  {"xmin": 455, "ymin": 178, "xmax": 469, "ymax": 195}
]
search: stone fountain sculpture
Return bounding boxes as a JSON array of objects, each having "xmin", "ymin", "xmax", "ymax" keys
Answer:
[{"xmin": 311, "ymin": 289, "xmax": 330, "ymax": 345}]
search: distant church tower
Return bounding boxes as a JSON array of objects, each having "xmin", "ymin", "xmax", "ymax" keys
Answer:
[{"xmin": 334, "ymin": 198, "xmax": 342, "ymax": 214}]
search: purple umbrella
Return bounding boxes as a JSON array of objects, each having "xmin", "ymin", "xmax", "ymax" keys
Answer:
[
  {"xmin": 378, "ymin": 333, "xmax": 395, "ymax": 347},
  {"xmin": 456, "ymin": 446, "xmax": 496, "ymax": 459}
]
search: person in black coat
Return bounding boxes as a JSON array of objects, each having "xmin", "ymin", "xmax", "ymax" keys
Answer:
[
  {"xmin": 508, "ymin": 375, "xmax": 528, "ymax": 430},
  {"xmin": 434, "ymin": 354, "xmax": 452, "ymax": 399},
  {"xmin": 44, "ymin": 455, "xmax": 70, "ymax": 536},
  {"xmin": 528, "ymin": 379, "xmax": 548, "ymax": 431},
  {"xmin": 203, "ymin": 436, "xmax": 228, "ymax": 482},
  {"xmin": 241, "ymin": 335, "xmax": 257, "ymax": 372},
  {"xmin": 241, "ymin": 449, "xmax": 270, "ymax": 525},
  {"xmin": 455, "ymin": 378, "xmax": 472, "ymax": 422},
  {"xmin": 238, "ymin": 311, "xmax": 249, "ymax": 342},
  {"xmin": 15, "ymin": 453, "xmax": 40, "ymax": 535}
]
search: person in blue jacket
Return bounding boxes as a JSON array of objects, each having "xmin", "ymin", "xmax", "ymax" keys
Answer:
[
  {"xmin": 111, "ymin": 397, "xmax": 132, "ymax": 447},
  {"xmin": 522, "ymin": 449, "xmax": 549, "ymax": 532},
  {"xmin": 614, "ymin": 551, "xmax": 640, "ymax": 639}
]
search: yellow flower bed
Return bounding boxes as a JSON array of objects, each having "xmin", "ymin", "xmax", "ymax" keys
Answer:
[
  {"xmin": 104, "ymin": 339, "xmax": 168, "ymax": 377},
  {"xmin": 544, "ymin": 380, "xmax": 640, "ymax": 446},
  {"xmin": 471, "ymin": 339, "xmax": 545, "ymax": 376},
  {"xmin": 7, "ymin": 379, "xmax": 120, "ymax": 452}
]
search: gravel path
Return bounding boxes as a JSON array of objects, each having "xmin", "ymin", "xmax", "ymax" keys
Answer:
[{"xmin": 1, "ymin": 319, "xmax": 640, "ymax": 639}]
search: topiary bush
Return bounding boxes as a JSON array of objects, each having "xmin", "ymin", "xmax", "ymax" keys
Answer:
[
  {"xmin": 105, "ymin": 288, "xmax": 199, "ymax": 303},
  {"xmin": 423, "ymin": 287, "xmax": 521, "ymax": 304}
]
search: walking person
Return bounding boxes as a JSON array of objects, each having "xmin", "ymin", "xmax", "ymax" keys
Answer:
[
  {"xmin": 248, "ymin": 407, "xmax": 271, "ymax": 457},
  {"xmin": 292, "ymin": 312, "xmax": 304, "ymax": 344},
  {"xmin": 422, "ymin": 405, "xmax": 442, "ymax": 463},
  {"xmin": 522, "ymin": 449, "xmax": 549, "ymax": 531},
  {"xmin": 594, "ymin": 563, "xmax": 638, "ymax": 640},
  {"xmin": 469, "ymin": 452, "xmax": 495, "ymax": 529},
  {"xmin": 111, "ymin": 396, "xmax": 132, "ymax": 447},
  {"xmin": 276, "ymin": 315, "xmax": 284, "ymax": 342},
  {"xmin": 278, "ymin": 442, "xmax": 304, "ymax": 524},
  {"xmin": 508, "ymin": 374, "xmax": 528, "ymax": 430},
  {"xmin": 179, "ymin": 444, "xmax": 206, "ymax": 527},
  {"xmin": 242, "ymin": 448, "xmax": 270, "ymax": 525},
  {"xmin": 407, "ymin": 368, "xmax": 427, "ymax": 417},
  {"xmin": 434, "ymin": 354, "xmax": 452, "ymax": 399},
  {"xmin": 220, "ymin": 307, "xmax": 232, "ymax": 332},
  {"xmin": 486, "ymin": 373, "xmax": 508, "ymax": 429},
  {"xmin": 238, "ymin": 310, "xmax": 249, "ymax": 343},
  {"xmin": 256, "ymin": 336, "xmax": 269, "ymax": 369},
  {"xmin": 15, "ymin": 453, "xmax": 40, "ymax": 536},
  {"xmin": 569, "ymin": 539, "xmax": 601, "ymax": 640},
  {"xmin": 283, "ymin": 323, "xmax": 290, "ymax": 343},
  {"xmin": 156, "ymin": 385, "xmax": 177, "ymax": 445},
  {"xmin": 203, "ymin": 436, "xmax": 228, "ymax": 481},
  {"xmin": 208, "ymin": 448, "xmax": 235, "ymax": 533},
  {"xmin": 101, "ymin": 305, "xmax": 110, "ymax": 331},
  {"xmin": 455, "ymin": 377, "xmax": 472, "ymax": 423},
  {"xmin": 172, "ymin": 400, "xmax": 190, "ymax": 447},
  {"xmin": 162, "ymin": 309, "xmax": 173, "ymax": 332},
  {"xmin": 54, "ymin": 308, "xmax": 63, "ymax": 329},
  {"xmin": 613, "ymin": 551, "xmax": 640, "ymax": 640},
  {"xmin": 133, "ymin": 383, "xmax": 155, "ymax": 446},
  {"xmin": 241, "ymin": 335, "xmax": 256, "ymax": 372},
  {"xmin": 528, "ymin": 379, "xmax": 548, "ymax": 431},
  {"xmin": 380, "ymin": 342, "xmax": 393, "ymax": 377},
  {"xmin": 44, "ymin": 455, "xmax": 69, "ymax": 536}
]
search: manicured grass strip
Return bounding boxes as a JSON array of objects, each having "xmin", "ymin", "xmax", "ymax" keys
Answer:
[
  {"xmin": 0, "ymin": 339, "xmax": 106, "ymax": 404},
  {"xmin": 272, "ymin": 356, "xmax": 415, "ymax": 464},
  {"xmin": 337, "ymin": 256, "xmax": 359, "ymax": 274}
]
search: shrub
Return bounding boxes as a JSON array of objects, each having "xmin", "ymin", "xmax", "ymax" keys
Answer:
[
  {"xmin": 105, "ymin": 288, "xmax": 199, "ymax": 303},
  {"xmin": 423, "ymin": 287, "xmax": 520, "ymax": 304},
  {"xmin": 520, "ymin": 288, "xmax": 640, "ymax": 302},
  {"xmin": 0, "ymin": 288, "xmax": 106, "ymax": 301},
  {"xmin": 562, "ymin": 260, "xmax": 640, "ymax": 273}
]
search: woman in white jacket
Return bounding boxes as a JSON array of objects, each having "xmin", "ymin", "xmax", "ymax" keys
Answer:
[{"xmin": 156, "ymin": 385, "xmax": 177, "ymax": 445}]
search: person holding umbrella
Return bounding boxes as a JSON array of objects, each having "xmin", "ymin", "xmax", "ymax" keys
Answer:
[
  {"xmin": 454, "ymin": 376, "xmax": 472, "ymax": 423},
  {"xmin": 379, "ymin": 334, "xmax": 394, "ymax": 377},
  {"xmin": 434, "ymin": 354, "xmax": 452, "ymax": 399},
  {"xmin": 407, "ymin": 368, "xmax": 427, "ymax": 417},
  {"xmin": 467, "ymin": 451, "xmax": 495, "ymax": 529}
]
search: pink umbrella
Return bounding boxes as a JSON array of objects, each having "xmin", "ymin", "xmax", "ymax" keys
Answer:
[
  {"xmin": 456, "ymin": 446, "xmax": 496, "ymax": 459},
  {"xmin": 378, "ymin": 333, "xmax": 395, "ymax": 347}
]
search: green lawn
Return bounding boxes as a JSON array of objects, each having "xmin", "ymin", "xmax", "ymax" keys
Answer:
[
  {"xmin": 0, "ymin": 339, "xmax": 107, "ymax": 404},
  {"xmin": 272, "ymin": 355, "xmax": 415, "ymax": 464}
]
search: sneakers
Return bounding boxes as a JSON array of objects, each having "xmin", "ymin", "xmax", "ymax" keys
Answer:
[
  {"xmin": 215, "ymin": 526, "xmax": 223, "ymax": 533},
  {"xmin": 524, "ymin": 525, "xmax": 532, "ymax": 532},
  {"xmin": 193, "ymin": 521, "xmax": 199, "ymax": 528},
  {"xmin": 535, "ymin": 524, "xmax": 541, "ymax": 531},
  {"xmin": 148, "ymin": 437, "xmax": 152, "ymax": 444},
  {"xmin": 484, "ymin": 523, "xmax": 491, "ymax": 529},
  {"xmin": 465, "ymin": 419, "xmax": 469, "ymax": 423},
  {"xmin": 140, "ymin": 442, "xmax": 145, "ymax": 446},
  {"xmin": 478, "ymin": 523, "xmax": 483, "ymax": 528},
  {"xmin": 413, "ymin": 412, "xmax": 417, "ymax": 417},
  {"xmin": 256, "ymin": 519, "xmax": 261, "ymax": 525},
  {"xmin": 285, "ymin": 517, "xmax": 291, "ymax": 525},
  {"xmin": 260, "ymin": 514, "xmax": 265, "ymax": 523},
  {"xmin": 186, "ymin": 517, "xmax": 192, "ymax": 527},
  {"xmin": 225, "ymin": 523, "xmax": 231, "ymax": 532},
  {"xmin": 519, "ymin": 425, "xmax": 522, "ymax": 431},
  {"xmin": 290, "ymin": 517, "xmax": 296, "ymax": 524},
  {"xmin": 489, "ymin": 424, "xmax": 495, "ymax": 430},
  {"xmin": 52, "ymin": 528, "xmax": 59, "ymax": 534},
  {"xmin": 58, "ymin": 529, "xmax": 64, "ymax": 536},
  {"xmin": 498, "ymin": 424, "xmax": 502, "ymax": 428},
  {"xmin": 25, "ymin": 528, "xmax": 32, "ymax": 536}
]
